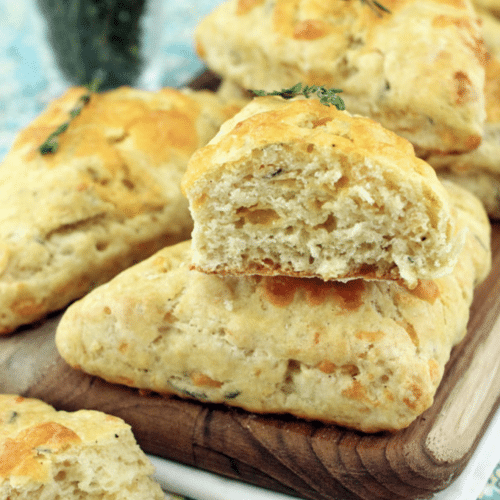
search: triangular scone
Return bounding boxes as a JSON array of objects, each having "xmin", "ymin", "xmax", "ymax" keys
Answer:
[
  {"xmin": 181, "ymin": 96, "xmax": 464, "ymax": 288},
  {"xmin": 0, "ymin": 86, "xmax": 244, "ymax": 335},
  {"xmin": 420, "ymin": 12, "xmax": 500, "ymax": 218},
  {"xmin": 55, "ymin": 182, "xmax": 491, "ymax": 433},
  {"xmin": 0, "ymin": 395, "xmax": 164, "ymax": 499},
  {"xmin": 424, "ymin": 52, "xmax": 500, "ymax": 217},
  {"xmin": 195, "ymin": 0, "xmax": 486, "ymax": 154}
]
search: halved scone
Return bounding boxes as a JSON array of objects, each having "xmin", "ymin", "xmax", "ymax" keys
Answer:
[
  {"xmin": 182, "ymin": 96, "xmax": 465, "ymax": 288},
  {"xmin": 0, "ymin": 395, "xmax": 164, "ymax": 499}
]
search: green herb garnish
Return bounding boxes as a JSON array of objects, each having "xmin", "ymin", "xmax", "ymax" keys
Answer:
[
  {"xmin": 39, "ymin": 122, "xmax": 71, "ymax": 155},
  {"xmin": 251, "ymin": 83, "xmax": 345, "ymax": 110},
  {"xmin": 39, "ymin": 72, "xmax": 103, "ymax": 155},
  {"xmin": 167, "ymin": 381, "xmax": 209, "ymax": 401}
]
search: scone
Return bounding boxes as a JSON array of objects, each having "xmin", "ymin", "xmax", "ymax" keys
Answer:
[
  {"xmin": 195, "ymin": 0, "xmax": 486, "ymax": 154},
  {"xmin": 423, "ymin": 7, "xmax": 500, "ymax": 219},
  {"xmin": 55, "ymin": 182, "xmax": 491, "ymax": 433},
  {"xmin": 432, "ymin": 59, "xmax": 500, "ymax": 217},
  {"xmin": 421, "ymin": 17, "xmax": 500, "ymax": 218},
  {"xmin": 181, "ymin": 96, "xmax": 464, "ymax": 288},
  {"xmin": 0, "ymin": 85, "xmax": 243, "ymax": 334},
  {"xmin": 0, "ymin": 395, "xmax": 165, "ymax": 499}
]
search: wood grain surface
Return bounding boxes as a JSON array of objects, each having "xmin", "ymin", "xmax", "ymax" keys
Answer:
[{"xmin": 0, "ymin": 223, "xmax": 499, "ymax": 500}]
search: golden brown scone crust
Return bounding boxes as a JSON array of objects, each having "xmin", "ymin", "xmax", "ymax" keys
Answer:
[
  {"xmin": 55, "ymin": 182, "xmax": 491, "ymax": 433},
  {"xmin": 0, "ymin": 395, "xmax": 164, "ymax": 499},
  {"xmin": 195, "ymin": 0, "xmax": 486, "ymax": 154},
  {"xmin": 182, "ymin": 96, "xmax": 464, "ymax": 288},
  {"xmin": 421, "ymin": 17, "xmax": 500, "ymax": 218},
  {"xmin": 0, "ymin": 86, "xmax": 243, "ymax": 335}
]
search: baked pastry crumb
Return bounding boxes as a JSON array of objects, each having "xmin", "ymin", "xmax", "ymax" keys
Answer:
[{"xmin": 195, "ymin": 0, "xmax": 486, "ymax": 154}]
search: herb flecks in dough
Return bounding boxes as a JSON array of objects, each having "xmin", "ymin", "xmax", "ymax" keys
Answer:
[{"xmin": 251, "ymin": 83, "xmax": 345, "ymax": 110}]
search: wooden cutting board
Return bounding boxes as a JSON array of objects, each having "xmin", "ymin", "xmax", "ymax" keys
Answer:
[{"xmin": 0, "ymin": 221, "xmax": 498, "ymax": 500}]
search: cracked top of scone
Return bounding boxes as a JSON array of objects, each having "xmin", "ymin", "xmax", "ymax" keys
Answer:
[
  {"xmin": 5, "ymin": 86, "xmax": 241, "ymax": 218},
  {"xmin": 0, "ymin": 85, "xmax": 244, "ymax": 334},
  {"xmin": 182, "ymin": 95, "xmax": 465, "ymax": 288}
]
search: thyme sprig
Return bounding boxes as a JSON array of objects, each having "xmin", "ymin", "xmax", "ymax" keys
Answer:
[
  {"xmin": 251, "ymin": 83, "xmax": 345, "ymax": 110},
  {"xmin": 39, "ymin": 72, "xmax": 103, "ymax": 155}
]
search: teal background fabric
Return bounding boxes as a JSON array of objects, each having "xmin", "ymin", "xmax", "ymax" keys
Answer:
[{"xmin": 480, "ymin": 469, "xmax": 500, "ymax": 500}]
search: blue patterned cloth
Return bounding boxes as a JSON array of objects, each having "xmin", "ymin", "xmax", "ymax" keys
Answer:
[
  {"xmin": 480, "ymin": 470, "xmax": 500, "ymax": 500},
  {"xmin": 0, "ymin": 1, "xmax": 498, "ymax": 499}
]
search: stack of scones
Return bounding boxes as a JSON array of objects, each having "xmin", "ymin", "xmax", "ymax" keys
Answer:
[
  {"xmin": 55, "ymin": 0, "xmax": 494, "ymax": 434},
  {"xmin": 56, "ymin": 94, "xmax": 491, "ymax": 433}
]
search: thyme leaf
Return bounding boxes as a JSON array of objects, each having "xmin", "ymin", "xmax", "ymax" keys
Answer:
[
  {"xmin": 251, "ymin": 83, "xmax": 345, "ymax": 110},
  {"xmin": 167, "ymin": 380, "xmax": 209, "ymax": 401},
  {"xmin": 224, "ymin": 390, "xmax": 241, "ymax": 399},
  {"xmin": 39, "ymin": 70, "xmax": 104, "ymax": 155},
  {"xmin": 360, "ymin": 0, "xmax": 391, "ymax": 16},
  {"xmin": 8, "ymin": 411, "xmax": 19, "ymax": 424}
]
